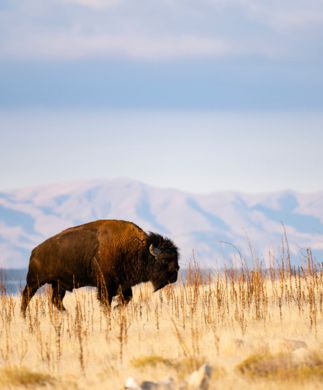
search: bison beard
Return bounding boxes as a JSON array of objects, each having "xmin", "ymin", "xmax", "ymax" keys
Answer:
[{"xmin": 21, "ymin": 220, "xmax": 179, "ymax": 316}]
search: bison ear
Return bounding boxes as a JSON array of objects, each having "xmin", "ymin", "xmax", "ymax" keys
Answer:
[{"xmin": 149, "ymin": 244, "xmax": 161, "ymax": 258}]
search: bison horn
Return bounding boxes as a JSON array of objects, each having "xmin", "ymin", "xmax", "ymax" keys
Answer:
[{"xmin": 149, "ymin": 244, "xmax": 161, "ymax": 258}]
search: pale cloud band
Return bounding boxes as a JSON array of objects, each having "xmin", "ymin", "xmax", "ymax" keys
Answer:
[
  {"xmin": 0, "ymin": 33, "xmax": 238, "ymax": 61},
  {"xmin": 62, "ymin": 0, "xmax": 323, "ymax": 29},
  {"xmin": 64, "ymin": 0, "xmax": 120, "ymax": 8},
  {"xmin": 0, "ymin": 0, "xmax": 322, "ymax": 61}
]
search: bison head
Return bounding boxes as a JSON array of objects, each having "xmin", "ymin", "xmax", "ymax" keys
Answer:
[{"xmin": 147, "ymin": 233, "xmax": 179, "ymax": 291}]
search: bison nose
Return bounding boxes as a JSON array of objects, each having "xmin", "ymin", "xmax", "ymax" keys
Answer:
[{"xmin": 170, "ymin": 273, "xmax": 178, "ymax": 283}]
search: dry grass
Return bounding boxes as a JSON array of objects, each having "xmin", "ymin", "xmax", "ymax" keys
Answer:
[
  {"xmin": 131, "ymin": 355, "xmax": 173, "ymax": 368},
  {"xmin": 0, "ymin": 253, "xmax": 322, "ymax": 389},
  {"xmin": 237, "ymin": 351, "xmax": 323, "ymax": 380},
  {"xmin": 0, "ymin": 366, "xmax": 55, "ymax": 388}
]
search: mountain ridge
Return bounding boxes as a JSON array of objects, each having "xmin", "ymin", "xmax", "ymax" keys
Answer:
[{"xmin": 1, "ymin": 178, "xmax": 323, "ymax": 269}]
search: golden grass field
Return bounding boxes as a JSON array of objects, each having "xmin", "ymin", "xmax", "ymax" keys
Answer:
[{"xmin": 0, "ymin": 257, "xmax": 322, "ymax": 389}]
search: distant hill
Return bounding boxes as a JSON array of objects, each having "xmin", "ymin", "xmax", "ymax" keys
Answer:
[{"xmin": 1, "ymin": 178, "xmax": 323, "ymax": 268}]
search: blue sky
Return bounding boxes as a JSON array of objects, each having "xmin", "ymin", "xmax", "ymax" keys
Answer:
[
  {"xmin": 0, "ymin": 1, "xmax": 323, "ymax": 193},
  {"xmin": 1, "ymin": 0, "xmax": 323, "ymax": 110}
]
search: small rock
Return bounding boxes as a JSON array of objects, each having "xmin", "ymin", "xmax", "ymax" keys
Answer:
[
  {"xmin": 125, "ymin": 377, "xmax": 141, "ymax": 390},
  {"xmin": 141, "ymin": 381, "xmax": 159, "ymax": 390},
  {"xmin": 141, "ymin": 377, "xmax": 174, "ymax": 390},
  {"xmin": 125, "ymin": 377, "xmax": 174, "ymax": 390},
  {"xmin": 187, "ymin": 363, "xmax": 212, "ymax": 390},
  {"xmin": 158, "ymin": 377, "xmax": 175, "ymax": 390}
]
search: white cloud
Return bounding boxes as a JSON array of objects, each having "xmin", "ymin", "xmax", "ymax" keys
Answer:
[
  {"xmin": 202, "ymin": 0, "xmax": 323, "ymax": 29},
  {"xmin": 63, "ymin": 0, "xmax": 120, "ymax": 9},
  {"xmin": 239, "ymin": 0, "xmax": 323, "ymax": 30},
  {"xmin": 0, "ymin": 0, "xmax": 322, "ymax": 61},
  {"xmin": 0, "ymin": 30, "xmax": 240, "ymax": 60}
]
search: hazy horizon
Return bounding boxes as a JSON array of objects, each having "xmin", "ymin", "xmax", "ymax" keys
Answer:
[{"xmin": 1, "ymin": 109, "xmax": 323, "ymax": 194}]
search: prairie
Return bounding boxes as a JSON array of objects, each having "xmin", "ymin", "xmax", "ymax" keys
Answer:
[{"xmin": 0, "ymin": 258, "xmax": 322, "ymax": 389}]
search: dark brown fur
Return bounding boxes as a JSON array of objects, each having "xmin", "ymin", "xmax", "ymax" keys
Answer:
[{"xmin": 21, "ymin": 220, "xmax": 179, "ymax": 315}]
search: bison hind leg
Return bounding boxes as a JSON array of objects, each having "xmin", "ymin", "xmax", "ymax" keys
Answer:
[
  {"xmin": 21, "ymin": 282, "xmax": 42, "ymax": 317},
  {"xmin": 51, "ymin": 281, "xmax": 66, "ymax": 311}
]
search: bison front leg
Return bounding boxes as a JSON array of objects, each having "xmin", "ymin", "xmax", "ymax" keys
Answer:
[
  {"xmin": 120, "ymin": 286, "xmax": 133, "ymax": 305},
  {"xmin": 51, "ymin": 281, "xmax": 66, "ymax": 311},
  {"xmin": 114, "ymin": 286, "xmax": 133, "ymax": 309},
  {"xmin": 97, "ymin": 280, "xmax": 116, "ymax": 307}
]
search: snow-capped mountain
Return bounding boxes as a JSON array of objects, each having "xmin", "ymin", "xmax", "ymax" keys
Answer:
[{"xmin": 1, "ymin": 178, "xmax": 323, "ymax": 268}]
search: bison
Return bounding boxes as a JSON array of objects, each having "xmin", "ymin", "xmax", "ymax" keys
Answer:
[{"xmin": 21, "ymin": 219, "xmax": 179, "ymax": 315}]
